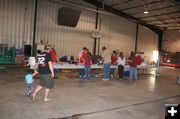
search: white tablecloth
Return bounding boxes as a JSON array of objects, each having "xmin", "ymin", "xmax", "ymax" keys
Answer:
[
  {"xmin": 30, "ymin": 63, "xmax": 156, "ymax": 71},
  {"xmin": 53, "ymin": 63, "xmax": 156, "ymax": 71}
]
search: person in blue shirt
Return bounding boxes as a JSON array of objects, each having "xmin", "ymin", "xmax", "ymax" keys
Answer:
[{"xmin": 25, "ymin": 69, "xmax": 37, "ymax": 96}]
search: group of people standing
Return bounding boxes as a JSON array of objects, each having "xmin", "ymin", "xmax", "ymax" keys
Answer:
[
  {"xmin": 101, "ymin": 47, "xmax": 126, "ymax": 81},
  {"xmin": 25, "ymin": 45, "xmax": 143, "ymax": 102},
  {"xmin": 77, "ymin": 46, "xmax": 142, "ymax": 81}
]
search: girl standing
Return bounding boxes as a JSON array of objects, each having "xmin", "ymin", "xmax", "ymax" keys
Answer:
[{"xmin": 117, "ymin": 52, "xmax": 126, "ymax": 80}]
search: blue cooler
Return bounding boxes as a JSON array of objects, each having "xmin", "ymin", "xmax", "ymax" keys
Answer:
[{"xmin": 123, "ymin": 71, "xmax": 129, "ymax": 77}]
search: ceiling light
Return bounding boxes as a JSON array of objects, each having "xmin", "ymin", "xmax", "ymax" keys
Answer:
[
  {"xmin": 143, "ymin": 3, "xmax": 149, "ymax": 14},
  {"xmin": 144, "ymin": 10, "xmax": 149, "ymax": 14}
]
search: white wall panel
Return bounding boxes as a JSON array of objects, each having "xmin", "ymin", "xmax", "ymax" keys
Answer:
[
  {"xmin": 162, "ymin": 30, "xmax": 180, "ymax": 53},
  {"xmin": 36, "ymin": 0, "xmax": 96, "ymax": 58},
  {"xmin": 0, "ymin": 0, "xmax": 159, "ymax": 61},
  {"xmin": 137, "ymin": 25, "xmax": 159, "ymax": 62},
  {"xmin": 109, "ymin": 16, "xmax": 136, "ymax": 57},
  {"xmin": 0, "ymin": 0, "xmax": 35, "ymax": 49},
  {"xmin": 97, "ymin": 14, "xmax": 136, "ymax": 57}
]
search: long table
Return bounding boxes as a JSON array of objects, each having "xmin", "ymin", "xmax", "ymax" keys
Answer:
[{"xmin": 53, "ymin": 63, "xmax": 156, "ymax": 71}]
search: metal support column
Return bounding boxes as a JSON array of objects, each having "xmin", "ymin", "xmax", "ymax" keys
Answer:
[
  {"xmin": 32, "ymin": 0, "xmax": 38, "ymax": 56},
  {"xmin": 135, "ymin": 23, "xmax": 139, "ymax": 53},
  {"xmin": 93, "ymin": 7, "xmax": 99, "ymax": 55}
]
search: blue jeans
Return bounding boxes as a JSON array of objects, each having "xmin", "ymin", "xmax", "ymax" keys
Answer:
[
  {"xmin": 79, "ymin": 69, "xmax": 85, "ymax": 77},
  {"xmin": 26, "ymin": 83, "xmax": 33, "ymax": 96},
  {"xmin": 85, "ymin": 67, "xmax": 91, "ymax": 80},
  {"xmin": 110, "ymin": 67, "xmax": 115, "ymax": 76},
  {"xmin": 103, "ymin": 63, "xmax": 111, "ymax": 79},
  {"xmin": 129, "ymin": 67, "xmax": 137, "ymax": 80}
]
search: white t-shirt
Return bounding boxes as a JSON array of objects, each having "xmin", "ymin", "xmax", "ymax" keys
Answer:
[{"xmin": 117, "ymin": 57, "xmax": 126, "ymax": 66}]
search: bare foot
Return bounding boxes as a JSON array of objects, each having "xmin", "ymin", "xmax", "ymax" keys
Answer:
[
  {"xmin": 32, "ymin": 93, "xmax": 36, "ymax": 102},
  {"xmin": 44, "ymin": 98, "xmax": 51, "ymax": 102}
]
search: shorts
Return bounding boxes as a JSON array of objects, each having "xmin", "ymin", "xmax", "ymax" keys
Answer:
[{"xmin": 39, "ymin": 74, "xmax": 54, "ymax": 89}]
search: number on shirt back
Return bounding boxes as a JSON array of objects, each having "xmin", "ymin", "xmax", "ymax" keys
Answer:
[{"xmin": 37, "ymin": 57, "xmax": 45, "ymax": 64}]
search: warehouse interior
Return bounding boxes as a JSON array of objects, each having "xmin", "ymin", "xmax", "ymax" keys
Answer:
[{"xmin": 0, "ymin": 0, "xmax": 180, "ymax": 119}]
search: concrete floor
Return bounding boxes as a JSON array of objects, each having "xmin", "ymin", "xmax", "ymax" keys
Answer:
[{"xmin": 0, "ymin": 66, "xmax": 180, "ymax": 119}]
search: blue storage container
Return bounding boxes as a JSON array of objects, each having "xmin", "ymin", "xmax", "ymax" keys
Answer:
[{"xmin": 123, "ymin": 71, "xmax": 129, "ymax": 77}]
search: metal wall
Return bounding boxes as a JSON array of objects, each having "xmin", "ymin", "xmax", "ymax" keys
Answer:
[
  {"xmin": 0, "ymin": 0, "xmax": 34, "ymax": 48},
  {"xmin": 162, "ymin": 30, "xmax": 180, "ymax": 53},
  {"xmin": 0, "ymin": 0, "xmax": 159, "ymax": 60},
  {"xmin": 137, "ymin": 25, "xmax": 159, "ymax": 63},
  {"xmin": 36, "ymin": 0, "xmax": 96, "ymax": 58}
]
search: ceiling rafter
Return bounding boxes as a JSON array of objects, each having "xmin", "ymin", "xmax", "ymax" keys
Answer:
[
  {"xmin": 120, "ymin": 0, "xmax": 165, "ymax": 11},
  {"xmin": 138, "ymin": 10, "xmax": 180, "ymax": 19},
  {"xmin": 164, "ymin": 25, "xmax": 180, "ymax": 28},
  {"xmin": 83, "ymin": 0, "xmax": 162, "ymax": 34},
  {"xmin": 129, "ymin": 4, "xmax": 179, "ymax": 15},
  {"xmin": 152, "ymin": 21, "xmax": 180, "ymax": 25},
  {"xmin": 111, "ymin": 0, "xmax": 133, "ymax": 7},
  {"xmin": 145, "ymin": 16, "xmax": 180, "ymax": 22}
]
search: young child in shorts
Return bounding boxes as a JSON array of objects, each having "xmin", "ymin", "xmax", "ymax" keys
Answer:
[{"xmin": 25, "ymin": 69, "xmax": 37, "ymax": 96}]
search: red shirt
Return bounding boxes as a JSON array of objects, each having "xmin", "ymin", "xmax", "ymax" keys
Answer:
[
  {"xmin": 79, "ymin": 51, "xmax": 87, "ymax": 64},
  {"xmin": 136, "ymin": 55, "xmax": 142, "ymax": 65},
  {"xmin": 85, "ymin": 57, "xmax": 92, "ymax": 67},
  {"xmin": 128, "ymin": 55, "xmax": 137, "ymax": 68},
  {"xmin": 111, "ymin": 55, "xmax": 118, "ymax": 64},
  {"xmin": 49, "ymin": 48, "xmax": 58, "ymax": 63}
]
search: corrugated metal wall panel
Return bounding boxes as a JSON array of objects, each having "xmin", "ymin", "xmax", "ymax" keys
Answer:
[
  {"xmin": 0, "ymin": 0, "xmax": 159, "ymax": 61},
  {"xmin": 96, "ymin": 14, "xmax": 136, "ymax": 57},
  {"xmin": 36, "ymin": 0, "xmax": 96, "ymax": 58},
  {"xmin": 162, "ymin": 30, "xmax": 180, "ymax": 53},
  {"xmin": 109, "ymin": 16, "xmax": 136, "ymax": 57},
  {"xmin": 137, "ymin": 25, "xmax": 159, "ymax": 63},
  {"xmin": 0, "ymin": 0, "xmax": 34, "ymax": 48}
]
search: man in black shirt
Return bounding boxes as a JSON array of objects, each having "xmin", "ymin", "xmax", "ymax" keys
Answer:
[{"xmin": 32, "ymin": 46, "xmax": 54, "ymax": 102}]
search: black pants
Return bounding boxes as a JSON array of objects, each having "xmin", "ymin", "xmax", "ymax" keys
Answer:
[{"xmin": 118, "ymin": 65, "xmax": 124, "ymax": 79}]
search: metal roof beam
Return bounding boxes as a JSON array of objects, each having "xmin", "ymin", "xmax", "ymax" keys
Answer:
[
  {"xmin": 111, "ymin": 0, "xmax": 133, "ymax": 7},
  {"xmin": 130, "ymin": 4, "xmax": 179, "ymax": 15},
  {"xmin": 83, "ymin": 0, "xmax": 163, "ymax": 35},
  {"xmin": 120, "ymin": 0, "xmax": 165, "ymax": 11},
  {"xmin": 145, "ymin": 16, "xmax": 180, "ymax": 22},
  {"xmin": 153, "ymin": 21, "xmax": 180, "ymax": 25},
  {"xmin": 139, "ymin": 11, "xmax": 180, "ymax": 19}
]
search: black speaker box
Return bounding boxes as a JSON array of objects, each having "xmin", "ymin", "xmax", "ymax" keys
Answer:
[
  {"xmin": 24, "ymin": 45, "xmax": 31, "ymax": 56},
  {"xmin": 58, "ymin": 7, "xmax": 81, "ymax": 27}
]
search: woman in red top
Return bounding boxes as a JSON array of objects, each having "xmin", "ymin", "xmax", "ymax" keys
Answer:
[
  {"xmin": 136, "ymin": 52, "xmax": 142, "ymax": 66},
  {"xmin": 49, "ymin": 45, "xmax": 58, "ymax": 64}
]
